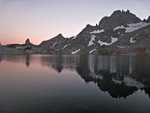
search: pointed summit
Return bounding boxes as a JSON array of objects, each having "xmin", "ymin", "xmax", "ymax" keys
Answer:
[
  {"xmin": 55, "ymin": 33, "xmax": 64, "ymax": 38},
  {"xmin": 25, "ymin": 38, "xmax": 32, "ymax": 46},
  {"xmin": 40, "ymin": 33, "xmax": 66, "ymax": 50},
  {"xmin": 50, "ymin": 33, "xmax": 65, "ymax": 41},
  {"xmin": 57, "ymin": 33, "xmax": 63, "ymax": 36}
]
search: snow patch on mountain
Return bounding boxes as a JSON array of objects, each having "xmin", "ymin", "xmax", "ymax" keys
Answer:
[
  {"xmin": 98, "ymin": 37, "xmax": 118, "ymax": 46},
  {"xmin": 113, "ymin": 22, "xmax": 150, "ymax": 33},
  {"xmin": 90, "ymin": 29, "xmax": 104, "ymax": 34},
  {"xmin": 63, "ymin": 44, "xmax": 70, "ymax": 49},
  {"xmin": 114, "ymin": 25, "xmax": 126, "ymax": 31},
  {"xmin": 130, "ymin": 37, "xmax": 136, "ymax": 43},
  {"xmin": 71, "ymin": 49, "xmax": 80, "ymax": 54},
  {"xmin": 111, "ymin": 37, "xmax": 118, "ymax": 43},
  {"xmin": 52, "ymin": 42, "xmax": 57, "ymax": 48},
  {"xmin": 72, "ymin": 36, "xmax": 77, "ymax": 40},
  {"xmin": 126, "ymin": 22, "xmax": 150, "ymax": 33},
  {"xmin": 89, "ymin": 49, "xmax": 96, "ymax": 54},
  {"xmin": 88, "ymin": 35, "xmax": 96, "ymax": 47}
]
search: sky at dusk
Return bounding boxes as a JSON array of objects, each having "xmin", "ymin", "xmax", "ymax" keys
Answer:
[{"xmin": 0, "ymin": 0, "xmax": 150, "ymax": 45}]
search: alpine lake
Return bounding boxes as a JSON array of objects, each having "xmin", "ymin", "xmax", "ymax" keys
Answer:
[{"xmin": 0, "ymin": 54, "xmax": 150, "ymax": 113}]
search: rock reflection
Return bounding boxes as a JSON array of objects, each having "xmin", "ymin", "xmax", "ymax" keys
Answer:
[
  {"xmin": 0, "ymin": 55, "xmax": 1, "ymax": 63},
  {"xmin": 0, "ymin": 54, "xmax": 150, "ymax": 99},
  {"xmin": 0, "ymin": 55, "xmax": 31, "ymax": 67},
  {"xmin": 76, "ymin": 55, "xmax": 150, "ymax": 98},
  {"xmin": 41, "ymin": 55, "xmax": 150, "ymax": 98},
  {"xmin": 40, "ymin": 55, "xmax": 80, "ymax": 72},
  {"xmin": 25, "ymin": 54, "xmax": 30, "ymax": 67}
]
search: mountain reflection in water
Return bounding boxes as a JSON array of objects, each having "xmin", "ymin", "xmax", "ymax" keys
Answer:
[{"xmin": 1, "ymin": 54, "xmax": 150, "ymax": 99}]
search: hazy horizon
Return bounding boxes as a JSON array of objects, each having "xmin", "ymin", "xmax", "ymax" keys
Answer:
[{"xmin": 0, "ymin": 0, "xmax": 150, "ymax": 45}]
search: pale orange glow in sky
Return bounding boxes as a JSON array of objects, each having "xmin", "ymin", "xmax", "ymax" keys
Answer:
[{"xmin": 0, "ymin": 0, "xmax": 150, "ymax": 45}]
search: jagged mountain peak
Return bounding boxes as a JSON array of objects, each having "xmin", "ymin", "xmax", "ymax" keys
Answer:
[
  {"xmin": 38, "ymin": 9, "xmax": 150, "ymax": 55},
  {"xmin": 56, "ymin": 33, "xmax": 64, "ymax": 37},
  {"xmin": 111, "ymin": 10, "xmax": 130, "ymax": 16},
  {"xmin": 51, "ymin": 33, "xmax": 65, "ymax": 40},
  {"xmin": 99, "ymin": 10, "xmax": 141, "ymax": 30}
]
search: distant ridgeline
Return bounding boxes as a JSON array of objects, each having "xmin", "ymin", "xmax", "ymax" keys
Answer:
[{"xmin": 4, "ymin": 10, "xmax": 150, "ymax": 55}]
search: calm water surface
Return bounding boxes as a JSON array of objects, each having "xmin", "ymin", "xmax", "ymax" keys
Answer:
[{"xmin": 0, "ymin": 54, "xmax": 150, "ymax": 113}]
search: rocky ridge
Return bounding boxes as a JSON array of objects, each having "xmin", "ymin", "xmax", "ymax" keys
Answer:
[{"xmin": 3, "ymin": 10, "xmax": 150, "ymax": 55}]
